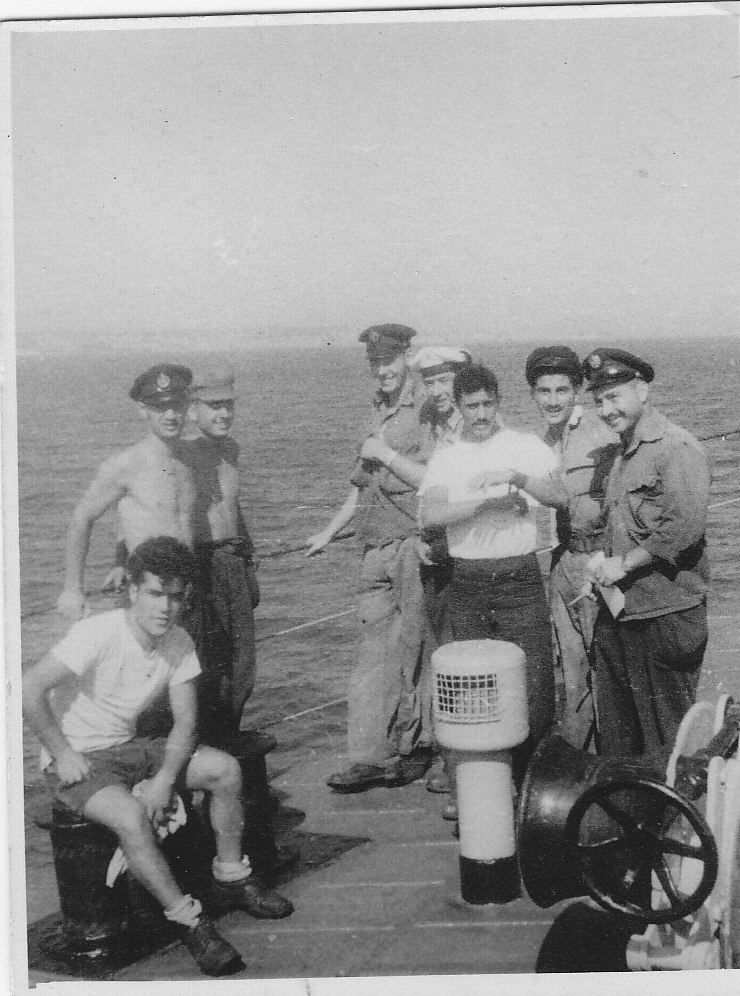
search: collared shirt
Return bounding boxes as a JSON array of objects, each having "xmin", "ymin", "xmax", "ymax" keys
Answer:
[
  {"xmin": 544, "ymin": 405, "xmax": 620, "ymax": 548},
  {"xmin": 419, "ymin": 400, "xmax": 463, "ymax": 446},
  {"xmin": 350, "ymin": 374, "xmax": 433, "ymax": 548},
  {"xmin": 604, "ymin": 404, "xmax": 711, "ymax": 621}
]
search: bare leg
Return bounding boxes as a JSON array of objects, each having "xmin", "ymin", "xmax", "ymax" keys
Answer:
[
  {"xmin": 83, "ymin": 784, "xmax": 184, "ymax": 910},
  {"xmin": 186, "ymin": 745, "xmax": 244, "ymax": 865}
]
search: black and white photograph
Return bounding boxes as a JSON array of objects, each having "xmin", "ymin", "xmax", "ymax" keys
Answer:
[{"xmin": 4, "ymin": 2, "xmax": 740, "ymax": 992}]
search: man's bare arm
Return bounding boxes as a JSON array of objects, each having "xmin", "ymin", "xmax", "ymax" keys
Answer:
[
  {"xmin": 305, "ymin": 487, "xmax": 359, "ymax": 556},
  {"xmin": 419, "ymin": 485, "xmax": 516, "ymax": 528},
  {"xmin": 57, "ymin": 453, "xmax": 129, "ymax": 618},
  {"xmin": 139, "ymin": 678, "xmax": 198, "ymax": 823},
  {"xmin": 23, "ymin": 652, "xmax": 90, "ymax": 785},
  {"xmin": 359, "ymin": 437, "xmax": 426, "ymax": 489}
]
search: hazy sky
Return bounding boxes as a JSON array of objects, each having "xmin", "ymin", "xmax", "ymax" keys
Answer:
[{"xmin": 9, "ymin": 4, "xmax": 740, "ymax": 351}]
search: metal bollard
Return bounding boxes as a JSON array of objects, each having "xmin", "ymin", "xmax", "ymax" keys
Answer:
[
  {"xmin": 433, "ymin": 640, "xmax": 529, "ymax": 905},
  {"xmin": 36, "ymin": 806, "xmax": 129, "ymax": 955}
]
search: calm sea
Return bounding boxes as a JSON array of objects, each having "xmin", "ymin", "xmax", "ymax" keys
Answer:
[{"xmin": 16, "ymin": 336, "xmax": 740, "ymax": 752}]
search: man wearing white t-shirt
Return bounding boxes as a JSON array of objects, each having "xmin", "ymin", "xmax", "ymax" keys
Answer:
[
  {"xmin": 418, "ymin": 364, "xmax": 560, "ymax": 783},
  {"xmin": 24, "ymin": 536, "xmax": 292, "ymax": 977}
]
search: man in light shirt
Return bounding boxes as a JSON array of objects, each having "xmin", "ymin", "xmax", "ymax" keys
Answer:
[
  {"xmin": 418, "ymin": 363, "xmax": 560, "ymax": 782},
  {"xmin": 25, "ymin": 536, "xmax": 293, "ymax": 978}
]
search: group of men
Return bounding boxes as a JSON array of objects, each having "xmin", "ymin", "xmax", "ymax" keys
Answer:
[
  {"xmin": 22, "ymin": 331, "xmax": 711, "ymax": 976},
  {"xmin": 307, "ymin": 325, "xmax": 711, "ymax": 808},
  {"xmin": 25, "ymin": 363, "xmax": 293, "ymax": 977}
]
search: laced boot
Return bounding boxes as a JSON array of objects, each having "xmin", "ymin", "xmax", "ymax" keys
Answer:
[
  {"xmin": 180, "ymin": 916, "xmax": 244, "ymax": 976},
  {"xmin": 212, "ymin": 874, "xmax": 294, "ymax": 919}
]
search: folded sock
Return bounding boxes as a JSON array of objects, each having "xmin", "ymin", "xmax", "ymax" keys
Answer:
[
  {"xmin": 164, "ymin": 894, "xmax": 203, "ymax": 930},
  {"xmin": 212, "ymin": 855, "xmax": 252, "ymax": 883}
]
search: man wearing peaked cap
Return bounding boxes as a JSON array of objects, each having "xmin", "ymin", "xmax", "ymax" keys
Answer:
[
  {"xmin": 582, "ymin": 347, "xmax": 655, "ymax": 392},
  {"xmin": 306, "ymin": 323, "xmax": 437, "ymax": 793},
  {"xmin": 129, "ymin": 363, "xmax": 193, "ymax": 405},
  {"xmin": 183, "ymin": 362, "xmax": 263, "ymax": 742},
  {"xmin": 57, "ymin": 363, "xmax": 197, "ymax": 622},
  {"xmin": 411, "ymin": 347, "xmax": 472, "ymax": 446},
  {"xmin": 524, "ymin": 345, "xmax": 619, "ymax": 752},
  {"xmin": 409, "ymin": 345, "xmax": 472, "ymax": 797},
  {"xmin": 583, "ymin": 348, "xmax": 711, "ymax": 760},
  {"xmin": 358, "ymin": 323, "xmax": 417, "ymax": 360}
]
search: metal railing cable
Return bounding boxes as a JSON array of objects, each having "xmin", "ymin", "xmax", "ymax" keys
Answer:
[{"xmin": 17, "ymin": 428, "xmax": 740, "ymax": 623}]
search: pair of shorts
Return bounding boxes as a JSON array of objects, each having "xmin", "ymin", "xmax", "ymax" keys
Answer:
[{"xmin": 43, "ymin": 736, "xmax": 186, "ymax": 817}]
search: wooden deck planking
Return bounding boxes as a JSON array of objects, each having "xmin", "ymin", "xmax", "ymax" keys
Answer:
[{"xmin": 25, "ymin": 599, "xmax": 740, "ymax": 985}]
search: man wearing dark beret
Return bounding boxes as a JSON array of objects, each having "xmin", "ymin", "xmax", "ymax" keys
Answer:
[
  {"xmin": 582, "ymin": 348, "xmax": 711, "ymax": 759},
  {"xmin": 306, "ymin": 324, "xmax": 436, "ymax": 792},
  {"xmin": 56, "ymin": 364, "xmax": 198, "ymax": 620},
  {"xmin": 525, "ymin": 345, "xmax": 619, "ymax": 751}
]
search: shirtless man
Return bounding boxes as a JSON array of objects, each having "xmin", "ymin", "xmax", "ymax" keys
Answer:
[
  {"xmin": 56, "ymin": 364, "xmax": 196, "ymax": 621},
  {"xmin": 185, "ymin": 364, "xmax": 260, "ymax": 741}
]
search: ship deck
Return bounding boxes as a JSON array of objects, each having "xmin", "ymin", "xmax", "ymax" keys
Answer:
[{"xmin": 22, "ymin": 591, "xmax": 740, "ymax": 989}]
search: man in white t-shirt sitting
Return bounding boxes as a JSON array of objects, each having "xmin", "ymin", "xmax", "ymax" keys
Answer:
[
  {"xmin": 418, "ymin": 364, "xmax": 560, "ymax": 784},
  {"xmin": 23, "ymin": 536, "xmax": 293, "ymax": 978}
]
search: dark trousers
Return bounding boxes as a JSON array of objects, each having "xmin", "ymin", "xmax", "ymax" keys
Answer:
[
  {"xmin": 192, "ymin": 541, "xmax": 259, "ymax": 743},
  {"xmin": 592, "ymin": 603, "xmax": 707, "ymax": 758},
  {"xmin": 443, "ymin": 553, "xmax": 555, "ymax": 784}
]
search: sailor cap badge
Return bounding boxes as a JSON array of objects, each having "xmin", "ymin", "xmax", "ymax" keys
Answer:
[
  {"xmin": 157, "ymin": 372, "xmax": 171, "ymax": 391},
  {"xmin": 588, "ymin": 354, "xmax": 602, "ymax": 370}
]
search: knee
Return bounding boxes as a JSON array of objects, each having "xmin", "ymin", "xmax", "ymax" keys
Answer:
[
  {"xmin": 207, "ymin": 752, "xmax": 243, "ymax": 797},
  {"xmin": 111, "ymin": 797, "xmax": 151, "ymax": 841}
]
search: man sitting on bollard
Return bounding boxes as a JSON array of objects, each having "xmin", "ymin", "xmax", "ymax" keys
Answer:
[
  {"xmin": 418, "ymin": 363, "xmax": 561, "ymax": 785},
  {"xmin": 24, "ymin": 536, "xmax": 293, "ymax": 978}
]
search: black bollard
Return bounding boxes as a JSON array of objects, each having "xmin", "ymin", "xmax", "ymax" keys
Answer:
[{"xmin": 36, "ymin": 806, "xmax": 129, "ymax": 955}]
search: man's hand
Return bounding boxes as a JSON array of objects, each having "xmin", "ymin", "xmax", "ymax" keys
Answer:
[
  {"xmin": 416, "ymin": 538, "xmax": 435, "ymax": 566},
  {"xmin": 56, "ymin": 587, "xmax": 89, "ymax": 621},
  {"xmin": 54, "ymin": 748, "xmax": 91, "ymax": 786},
  {"xmin": 468, "ymin": 469, "xmax": 514, "ymax": 491},
  {"xmin": 137, "ymin": 774, "xmax": 176, "ymax": 826},
  {"xmin": 305, "ymin": 530, "xmax": 333, "ymax": 557},
  {"xmin": 359, "ymin": 437, "xmax": 394, "ymax": 465},
  {"xmin": 588, "ymin": 554, "xmax": 627, "ymax": 587},
  {"xmin": 101, "ymin": 566, "xmax": 127, "ymax": 593}
]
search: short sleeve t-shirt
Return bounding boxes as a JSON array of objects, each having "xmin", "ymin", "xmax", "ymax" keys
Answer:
[
  {"xmin": 419, "ymin": 429, "xmax": 559, "ymax": 560},
  {"xmin": 41, "ymin": 608, "xmax": 201, "ymax": 767}
]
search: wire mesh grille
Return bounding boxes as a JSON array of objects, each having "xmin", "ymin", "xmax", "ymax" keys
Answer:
[{"xmin": 435, "ymin": 671, "xmax": 501, "ymax": 724}]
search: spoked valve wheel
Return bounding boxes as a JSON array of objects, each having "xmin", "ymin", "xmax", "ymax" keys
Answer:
[{"xmin": 565, "ymin": 778, "xmax": 718, "ymax": 924}]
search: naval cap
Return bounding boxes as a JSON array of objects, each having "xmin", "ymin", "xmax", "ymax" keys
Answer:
[
  {"xmin": 191, "ymin": 362, "xmax": 237, "ymax": 402},
  {"xmin": 409, "ymin": 346, "xmax": 472, "ymax": 377},
  {"xmin": 582, "ymin": 348, "xmax": 655, "ymax": 391},
  {"xmin": 129, "ymin": 363, "xmax": 192, "ymax": 406},
  {"xmin": 525, "ymin": 345, "xmax": 583, "ymax": 388},
  {"xmin": 359, "ymin": 324, "xmax": 417, "ymax": 360}
]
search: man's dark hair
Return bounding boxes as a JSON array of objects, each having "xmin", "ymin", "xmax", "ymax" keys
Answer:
[
  {"xmin": 453, "ymin": 364, "xmax": 500, "ymax": 405},
  {"xmin": 126, "ymin": 536, "xmax": 195, "ymax": 587}
]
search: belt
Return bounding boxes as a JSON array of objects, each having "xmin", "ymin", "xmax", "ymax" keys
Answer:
[
  {"xmin": 195, "ymin": 538, "xmax": 255, "ymax": 562},
  {"xmin": 565, "ymin": 534, "xmax": 604, "ymax": 555},
  {"xmin": 451, "ymin": 554, "xmax": 529, "ymax": 574}
]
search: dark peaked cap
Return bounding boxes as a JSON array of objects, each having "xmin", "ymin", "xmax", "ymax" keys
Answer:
[
  {"xmin": 525, "ymin": 345, "xmax": 583, "ymax": 387},
  {"xmin": 359, "ymin": 324, "xmax": 417, "ymax": 360},
  {"xmin": 130, "ymin": 363, "xmax": 193, "ymax": 404},
  {"xmin": 582, "ymin": 348, "xmax": 655, "ymax": 391}
]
